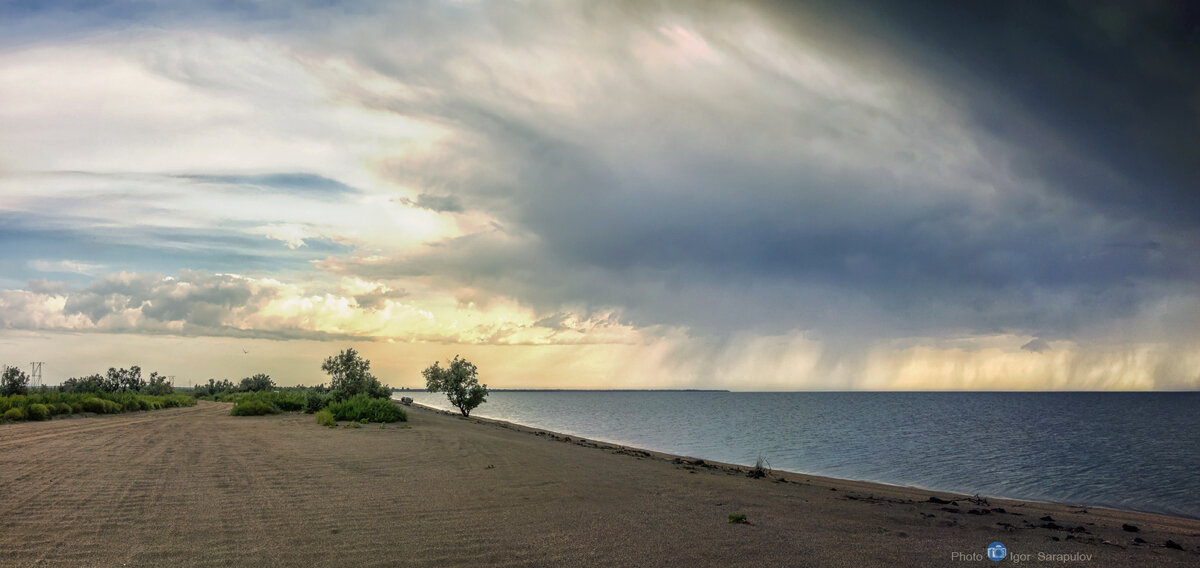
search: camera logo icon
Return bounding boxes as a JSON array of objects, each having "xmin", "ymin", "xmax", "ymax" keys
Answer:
[{"xmin": 987, "ymin": 541, "xmax": 1007, "ymax": 561}]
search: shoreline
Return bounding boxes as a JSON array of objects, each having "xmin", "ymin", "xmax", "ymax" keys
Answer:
[
  {"xmin": 2, "ymin": 400, "xmax": 1197, "ymax": 566},
  {"xmin": 409, "ymin": 402, "xmax": 1200, "ymax": 524}
]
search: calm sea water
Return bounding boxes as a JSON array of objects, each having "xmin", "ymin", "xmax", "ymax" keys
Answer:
[{"xmin": 397, "ymin": 391, "xmax": 1200, "ymax": 519}]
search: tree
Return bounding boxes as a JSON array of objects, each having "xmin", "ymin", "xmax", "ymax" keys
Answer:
[
  {"xmin": 1, "ymin": 366, "xmax": 30, "ymax": 397},
  {"xmin": 143, "ymin": 372, "xmax": 174, "ymax": 396},
  {"xmin": 322, "ymin": 348, "xmax": 390, "ymax": 400},
  {"xmin": 107, "ymin": 366, "xmax": 144, "ymax": 391},
  {"xmin": 423, "ymin": 355, "xmax": 488, "ymax": 417},
  {"xmin": 238, "ymin": 373, "xmax": 275, "ymax": 392},
  {"xmin": 193, "ymin": 378, "xmax": 236, "ymax": 398}
]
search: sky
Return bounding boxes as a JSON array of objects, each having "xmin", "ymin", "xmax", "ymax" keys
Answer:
[{"xmin": 1, "ymin": 0, "xmax": 1198, "ymax": 390}]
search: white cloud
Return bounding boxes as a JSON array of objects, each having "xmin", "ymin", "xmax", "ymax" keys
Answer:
[{"xmin": 28, "ymin": 259, "xmax": 105, "ymax": 275}]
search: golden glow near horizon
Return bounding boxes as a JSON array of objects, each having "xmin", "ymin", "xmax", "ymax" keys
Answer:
[{"xmin": 1, "ymin": 3, "xmax": 1197, "ymax": 390}]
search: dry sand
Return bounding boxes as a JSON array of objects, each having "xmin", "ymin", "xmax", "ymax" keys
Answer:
[{"xmin": 1, "ymin": 400, "xmax": 1198, "ymax": 567}]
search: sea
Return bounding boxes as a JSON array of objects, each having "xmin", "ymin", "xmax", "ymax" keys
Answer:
[{"xmin": 396, "ymin": 390, "xmax": 1200, "ymax": 519}]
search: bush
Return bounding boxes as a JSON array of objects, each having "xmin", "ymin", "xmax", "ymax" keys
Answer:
[
  {"xmin": 81, "ymin": 397, "xmax": 121, "ymax": 414},
  {"xmin": 230, "ymin": 400, "xmax": 279, "ymax": 416},
  {"xmin": 326, "ymin": 394, "xmax": 406, "ymax": 423},
  {"xmin": 25, "ymin": 403, "xmax": 50, "ymax": 421},
  {"xmin": 238, "ymin": 373, "xmax": 275, "ymax": 392},
  {"xmin": 272, "ymin": 392, "xmax": 305, "ymax": 412},
  {"xmin": 159, "ymin": 394, "xmax": 195, "ymax": 408},
  {"xmin": 80, "ymin": 398, "xmax": 102, "ymax": 413},
  {"xmin": 315, "ymin": 410, "xmax": 336, "ymax": 428},
  {"xmin": 3, "ymin": 407, "xmax": 24, "ymax": 421},
  {"xmin": 0, "ymin": 391, "xmax": 193, "ymax": 422},
  {"xmin": 305, "ymin": 390, "xmax": 330, "ymax": 413}
]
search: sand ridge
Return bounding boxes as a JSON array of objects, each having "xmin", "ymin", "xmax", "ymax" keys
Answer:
[{"xmin": 1, "ymin": 400, "xmax": 1197, "ymax": 567}]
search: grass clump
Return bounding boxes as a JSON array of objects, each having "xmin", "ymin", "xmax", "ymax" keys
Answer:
[
  {"xmin": 4, "ymin": 407, "xmax": 24, "ymax": 421},
  {"xmin": 728, "ymin": 514, "xmax": 749, "ymax": 524},
  {"xmin": 315, "ymin": 410, "xmax": 336, "ymax": 428},
  {"xmin": 325, "ymin": 394, "xmax": 406, "ymax": 424},
  {"xmin": 229, "ymin": 400, "xmax": 280, "ymax": 416},
  {"xmin": 748, "ymin": 455, "xmax": 772, "ymax": 479}
]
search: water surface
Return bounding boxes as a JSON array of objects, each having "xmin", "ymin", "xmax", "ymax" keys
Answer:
[{"xmin": 399, "ymin": 391, "xmax": 1200, "ymax": 518}]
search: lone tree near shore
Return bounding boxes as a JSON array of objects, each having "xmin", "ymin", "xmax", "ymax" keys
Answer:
[
  {"xmin": 423, "ymin": 355, "xmax": 488, "ymax": 417},
  {"xmin": 323, "ymin": 348, "xmax": 391, "ymax": 400}
]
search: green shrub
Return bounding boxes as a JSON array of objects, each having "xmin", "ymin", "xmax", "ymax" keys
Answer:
[
  {"xmin": 26, "ymin": 404, "xmax": 50, "ymax": 421},
  {"xmin": 305, "ymin": 390, "xmax": 330, "ymax": 413},
  {"xmin": 273, "ymin": 392, "xmax": 305, "ymax": 412},
  {"xmin": 315, "ymin": 410, "xmax": 336, "ymax": 428},
  {"xmin": 3, "ymin": 407, "xmax": 24, "ymax": 421},
  {"xmin": 230, "ymin": 400, "xmax": 279, "ymax": 416},
  {"xmin": 81, "ymin": 397, "xmax": 121, "ymax": 414},
  {"xmin": 0, "ymin": 392, "xmax": 192, "ymax": 421},
  {"xmin": 326, "ymin": 394, "xmax": 406, "ymax": 423},
  {"xmin": 159, "ymin": 394, "xmax": 196, "ymax": 408}
]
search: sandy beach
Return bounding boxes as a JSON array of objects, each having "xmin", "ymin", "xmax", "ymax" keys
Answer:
[{"xmin": 1, "ymin": 400, "xmax": 1197, "ymax": 567}]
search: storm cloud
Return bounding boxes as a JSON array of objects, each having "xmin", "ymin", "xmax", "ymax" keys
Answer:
[
  {"xmin": 1, "ymin": 1, "xmax": 1197, "ymax": 388},
  {"xmin": 312, "ymin": 1, "xmax": 1200, "ymax": 343}
]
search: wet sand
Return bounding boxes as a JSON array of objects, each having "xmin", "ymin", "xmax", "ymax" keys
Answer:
[{"xmin": 1, "ymin": 400, "xmax": 1197, "ymax": 567}]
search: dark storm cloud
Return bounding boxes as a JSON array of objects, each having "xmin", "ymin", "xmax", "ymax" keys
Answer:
[
  {"xmin": 5, "ymin": 0, "xmax": 1198, "ymax": 349},
  {"xmin": 794, "ymin": 0, "xmax": 1200, "ymax": 228},
  {"xmin": 311, "ymin": 0, "xmax": 1200, "ymax": 343}
]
